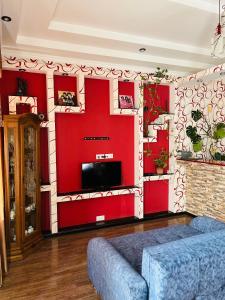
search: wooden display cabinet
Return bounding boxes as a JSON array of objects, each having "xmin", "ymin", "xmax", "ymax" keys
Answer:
[{"xmin": 3, "ymin": 113, "xmax": 42, "ymax": 261}]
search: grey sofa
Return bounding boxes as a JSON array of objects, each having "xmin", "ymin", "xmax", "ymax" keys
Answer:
[{"xmin": 87, "ymin": 216, "xmax": 225, "ymax": 300}]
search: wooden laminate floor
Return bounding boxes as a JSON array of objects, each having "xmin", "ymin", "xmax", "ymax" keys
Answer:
[{"xmin": 0, "ymin": 215, "xmax": 192, "ymax": 300}]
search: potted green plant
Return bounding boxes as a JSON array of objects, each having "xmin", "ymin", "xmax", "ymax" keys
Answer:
[{"xmin": 154, "ymin": 149, "xmax": 169, "ymax": 175}]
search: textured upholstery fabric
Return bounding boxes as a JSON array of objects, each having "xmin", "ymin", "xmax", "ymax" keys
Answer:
[
  {"xmin": 87, "ymin": 237, "xmax": 148, "ymax": 300},
  {"xmin": 109, "ymin": 224, "xmax": 201, "ymax": 273},
  {"xmin": 142, "ymin": 230, "xmax": 225, "ymax": 300},
  {"xmin": 190, "ymin": 216, "xmax": 225, "ymax": 233},
  {"xmin": 196, "ymin": 284, "xmax": 225, "ymax": 300},
  {"xmin": 87, "ymin": 216, "xmax": 225, "ymax": 300}
]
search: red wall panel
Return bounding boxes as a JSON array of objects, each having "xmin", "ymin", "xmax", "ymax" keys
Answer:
[
  {"xmin": 58, "ymin": 194, "xmax": 134, "ymax": 228},
  {"xmin": 55, "ymin": 78, "xmax": 135, "ymax": 194},
  {"xmin": 40, "ymin": 128, "xmax": 49, "ymax": 184},
  {"xmin": 0, "ymin": 70, "xmax": 51, "ymax": 230},
  {"xmin": 118, "ymin": 81, "xmax": 135, "ymax": 107},
  {"xmin": 0, "ymin": 70, "xmax": 48, "ymax": 118},
  {"xmin": 144, "ymin": 130, "xmax": 169, "ymax": 174},
  {"xmin": 143, "ymin": 84, "xmax": 169, "ymax": 124},
  {"xmin": 54, "ymin": 75, "xmax": 77, "ymax": 105},
  {"xmin": 144, "ymin": 181, "xmax": 168, "ymax": 214},
  {"xmin": 41, "ymin": 192, "xmax": 50, "ymax": 231}
]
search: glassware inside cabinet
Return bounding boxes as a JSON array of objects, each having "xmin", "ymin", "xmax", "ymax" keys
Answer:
[
  {"xmin": 23, "ymin": 126, "xmax": 37, "ymax": 237},
  {"xmin": 8, "ymin": 128, "xmax": 16, "ymax": 243}
]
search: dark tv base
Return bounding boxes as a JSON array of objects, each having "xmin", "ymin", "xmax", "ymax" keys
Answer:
[
  {"xmin": 57, "ymin": 185, "xmax": 139, "ymax": 196},
  {"xmin": 42, "ymin": 211, "xmax": 196, "ymax": 238}
]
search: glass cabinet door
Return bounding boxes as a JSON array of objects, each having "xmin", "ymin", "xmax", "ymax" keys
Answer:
[
  {"xmin": 23, "ymin": 126, "xmax": 37, "ymax": 237},
  {"xmin": 8, "ymin": 128, "xmax": 16, "ymax": 243}
]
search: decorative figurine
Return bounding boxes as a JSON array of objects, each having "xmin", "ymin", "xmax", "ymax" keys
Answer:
[{"xmin": 16, "ymin": 77, "xmax": 27, "ymax": 96}]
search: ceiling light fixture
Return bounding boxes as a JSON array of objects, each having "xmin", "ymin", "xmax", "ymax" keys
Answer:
[
  {"xmin": 1, "ymin": 16, "xmax": 12, "ymax": 22},
  {"xmin": 139, "ymin": 48, "xmax": 146, "ymax": 53},
  {"xmin": 211, "ymin": 0, "xmax": 225, "ymax": 58}
]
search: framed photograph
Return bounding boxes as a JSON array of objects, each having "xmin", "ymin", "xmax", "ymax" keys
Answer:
[
  {"xmin": 57, "ymin": 91, "xmax": 77, "ymax": 106},
  {"xmin": 119, "ymin": 95, "xmax": 134, "ymax": 109}
]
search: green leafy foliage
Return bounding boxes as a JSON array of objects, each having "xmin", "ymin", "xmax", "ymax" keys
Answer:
[
  {"xmin": 154, "ymin": 149, "xmax": 169, "ymax": 168},
  {"xmin": 213, "ymin": 152, "xmax": 225, "ymax": 161},
  {"xmin": 193, "ymin": 141, "xmax": 203, "ymax": 153},
  {"xmin": 213, "ymin": 123, "xmax": 225, "ymax": 139},
  {"xmin": 186, "ymin": 126, "xmax": 202, "ymax": 144},
  {"xmin": 191, "ymin": 110, "xmax": 203, "ymax": 122}
]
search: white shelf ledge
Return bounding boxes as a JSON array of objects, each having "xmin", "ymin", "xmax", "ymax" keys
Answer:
[
  {"xmin": 111, "ymin": 108, "xmax": 139, "ymax": 116},
  {"xmin": 143, "ymin": 174, "xmax": 174, "ymax": 182},
  {"xmin": 57, "ymin": 186, "xmax": 142, "ymax": 203}
]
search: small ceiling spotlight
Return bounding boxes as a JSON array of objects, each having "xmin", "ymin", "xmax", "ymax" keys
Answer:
[
  {"xmin": 139, "ymin": 47, "xmax": 146, "ymax": 53},
  {"xmin": 1, "ymin": 16, "xmax": 12, "ymax": 22},
  {"xmin": 19, "ymin": 68, "xmax": 26, "ymax": 72}
]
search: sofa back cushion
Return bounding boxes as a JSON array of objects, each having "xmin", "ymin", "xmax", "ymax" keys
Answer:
[
  {"xmin": 190, "ymin": 216, "xmax": 225, "ymax": 233},
  {"xmin": 142, "ymin": 230, "xmax": 225, "ymax": 300}
]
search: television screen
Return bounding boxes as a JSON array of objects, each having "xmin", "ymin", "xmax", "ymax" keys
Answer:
[{"xmin": 82, "ymin": 161, "xmax": 122, "ymax": 190}]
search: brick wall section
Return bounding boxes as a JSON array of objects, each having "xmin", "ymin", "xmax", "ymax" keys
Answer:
[{"xmin": 178, "ymin": 160, "xmax": 225, "ymax": 222}]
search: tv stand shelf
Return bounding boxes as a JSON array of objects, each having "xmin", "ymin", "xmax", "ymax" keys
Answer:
[{"xmin": 57, "ymin": 185, "xmax": 141, "ymax": 202}]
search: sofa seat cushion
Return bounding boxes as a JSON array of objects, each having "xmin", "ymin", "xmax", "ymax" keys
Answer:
[{"xmin": 109, "ymin": 224, "xmax": 201, "ymax": 273}]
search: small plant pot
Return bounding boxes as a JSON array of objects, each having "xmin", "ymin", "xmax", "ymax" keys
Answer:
[{"xmin": 156, "ymin": 167, "xmax": 164, "ymax": 175}]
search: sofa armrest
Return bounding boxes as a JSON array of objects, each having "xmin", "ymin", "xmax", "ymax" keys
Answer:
[
  {"xmin": 87, "ymin": 237, "xmax": 148, "ymax": 300},
  {"xmin": 142, "ymin": 230, "xmax": 225, "ymax": 300},
  {"xmin": 190, "ymin": 216, "xmax": 225, "ymax": 233}
]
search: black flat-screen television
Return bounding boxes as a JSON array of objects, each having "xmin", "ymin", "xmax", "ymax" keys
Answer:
[{"xmin": 82, "ymin": 161, "xmax": 122, "ymax": 191}]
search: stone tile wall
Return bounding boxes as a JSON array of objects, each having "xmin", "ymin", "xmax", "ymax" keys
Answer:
[{"xmin": 178, "ymin": 160, "xmax": 225, "ymax": 222}]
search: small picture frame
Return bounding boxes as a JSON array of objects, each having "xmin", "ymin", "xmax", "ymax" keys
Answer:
[
  {"xmin": 57, "ymin": 91, "xmax": 77, "ymax": 106},
  {"xmin": 119, "ymin": 95, "xmax": 134, "ymax": 109}
]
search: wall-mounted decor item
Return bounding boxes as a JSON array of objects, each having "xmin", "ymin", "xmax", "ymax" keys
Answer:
[
  {"xmin": 38, "ymin": 113, "xmax": 45, "ymax": 121},
  {"xmin": 119, "ymin": 95, "xmax": 134, "ymax": 109},
  {"xmin": 57, "ymin": 91, "xmax": 77, "ymax": 106},
  {"xmin": 83, "ymin": 137, "xmax": 110, "ymax": 140},
  {"xmin": 16, "ymin": 78, "xmax": 27, "ymax": 96}
]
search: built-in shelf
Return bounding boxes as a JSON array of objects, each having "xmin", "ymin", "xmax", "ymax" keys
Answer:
[
  {"xmin": 54, "ymin": 105, "xmax": 83, "ymax": 114},
  {"xmin": 112, "ymin": 108, "xmax": 139, "ymax": 116},
  {"xmin": 143, "ymin": 137, "xmax": 157, "ymax": 143},
  {"xmin": 177, "ymin": 158, "xmax": 225, "ymax": 167},
  {"xmin": 143, "ymin": 174, "xmax": 174, "ymax": 181},
  {"xmin": 57, "ymin": 185, "xmax": 141, "ymax": 202}
]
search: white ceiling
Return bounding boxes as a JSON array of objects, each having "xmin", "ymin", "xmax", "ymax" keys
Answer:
[{"xmin": 1, "ymin": 0, "xmax": 225, "ymax": 75}]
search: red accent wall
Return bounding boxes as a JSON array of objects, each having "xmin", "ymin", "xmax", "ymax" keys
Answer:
[
  {"xmin": 144, "ymin": 84, "xmax": 169, "ymax": 123},
  {"xmin": 41, "ymin": 192, "xmax": 50, "ymax": 231},
  {"xmin": 118, "ymin": 81, "xmax": 135, "ymax": 107},
  {"xmin": 144, "ymin": 130, "xmax": 169, "ymax": 174},
  {"xmin": 58, "ymin": 194, "xmax": 134, "ymax": 228},
  {"xmin": 0, "ymin": 70, "xmax": 48, "ymax": 118},
  {"xmin": 55, "ymin": 78, "xmax": 134, "ymax": 193},
  {"xmin": 143, "ymin": 84, "xmax": 170, "ymax": 212},
  {"xmin": 144, "ymin": 181, "xmax": 168, "ymax": 214},
  {"xmin": 54, "ymin": 75, "xmax": 77, "ymax": 105},
  {"xmin": 0, "ymin": 70, "xmax": 50, "ymax": 231}
]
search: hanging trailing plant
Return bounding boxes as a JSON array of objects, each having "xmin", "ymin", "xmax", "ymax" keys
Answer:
[
  {"xmin": 186, "ymin": 109, "xmax": 225, "ymax": 159},
  {"xmin": 141, "ymin": 67, "xmax": 170, "ymax": 138}
]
